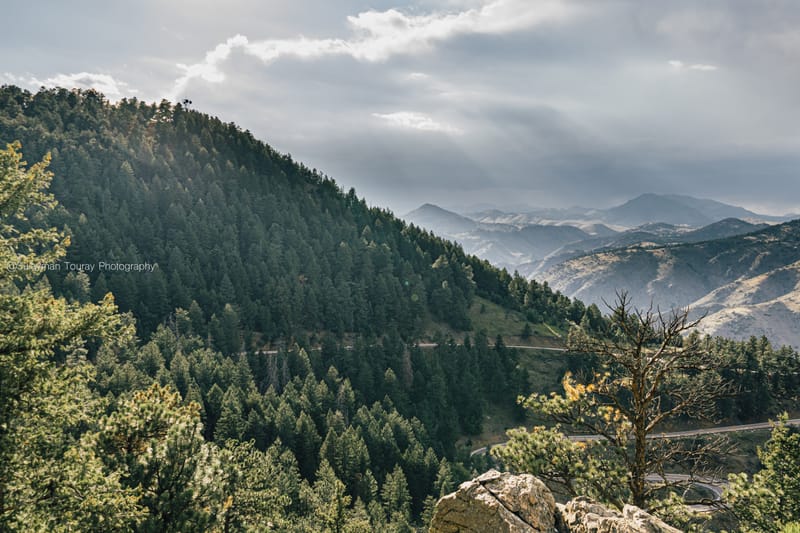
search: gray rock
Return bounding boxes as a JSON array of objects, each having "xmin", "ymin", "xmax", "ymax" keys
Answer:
[
  {"xmin": 556, "ymin": 496, "xmax": 682, "ymax": 533},
  {"xmin": 430, "ymin": 471, "xmax": 682, "ymax": 533},
  {"xmin": 430, "ymin": 469, "xmax": 556, "ymax": 532}
]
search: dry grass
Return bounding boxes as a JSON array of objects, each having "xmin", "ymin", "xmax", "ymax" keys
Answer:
[{"xmin": 423, "ymin": 296, "xmax": 566, "ymax": 345}]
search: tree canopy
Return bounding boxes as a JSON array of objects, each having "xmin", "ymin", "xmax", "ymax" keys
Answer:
[
  {"xmin": 726, "ymin": 415, "xmax": 800, "ymax": 532},
  {"xmin": 0, "ymin": 86, "xmax": 595, "ymax": 348},
  {"xmin": 0, "ymin": 142, "xmax": 134, "ymax": 529}
]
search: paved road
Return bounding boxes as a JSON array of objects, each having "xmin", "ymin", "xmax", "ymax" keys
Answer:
[
  {"xmin": 252, "ymin": 342, "xmax": 567, "ymax": 356},
  {"xmin": 418, "ymin": 343, "xmax": 566, "ymax": 352},
  {"xmin": 469, "ymin": 418, "xmax": 800, "ymax": 456},
  {"xmin": 469, "ymin": 418, "xmax": 798, "ymax": 510},
  {"xmin": 646, "ymin": 473, "xmax": 727, "ymax": 512},
  {"xmin": 645, "ymin": 419, "xmax": 800, "ymax": 439},
  {"xmin": 506, "ymin": 345, "xmax": 566, "ymax": 352},
  {"xmin": 646, "ymin": 473, "xmax": 725, "ymax": 499}
]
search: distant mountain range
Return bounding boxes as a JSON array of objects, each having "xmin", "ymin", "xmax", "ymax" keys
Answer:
[
  {"xmin": 692, "ymin": 259, "xmax": 800, "ymax": 346},
  {"xmin": 405, "ymin": 203, "xmax": 595, "ymax": 271},
  {"xmin": 404, "ymin": 195, "xmax": 800, "ymax": 347},
  {"xmin": 539, "ymin": 220, "xmax": 800, "ymax": 347},
  {"xmin": 523, "ymin": 217, "xmax": 771, "ymax": 278},
  {"xmin": 465, "ymin": 193, "xmax": 791, "ymax": 228},
  {"xmin": 403, "ymin": 194, "xmax": 783, "ymax": 274}
]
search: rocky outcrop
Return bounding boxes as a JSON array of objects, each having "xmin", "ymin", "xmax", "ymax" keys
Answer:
[
  {"xmin": 429, "ymin": 470, "xmax": 556, "ymax": 532},
  {"xmin": 556, "ymin": 497, "xmax": 681, "ymax": 533},
  {"xmin": 430, "ymin": 471, "xmax": 681, "ymax": 533}
]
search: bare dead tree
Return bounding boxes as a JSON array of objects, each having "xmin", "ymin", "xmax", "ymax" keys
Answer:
[{"xmin": 558, "ymin": 291, "xmax": 734, "ymax": 508}]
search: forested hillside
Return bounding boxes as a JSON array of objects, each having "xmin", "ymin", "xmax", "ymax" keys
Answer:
[
  {"xmin": 0, "ymin": 87, "xmax": 583, "ymax": 531},
  {"xmin": 1, "ymin": 87, "xmax": 601, "ymax": 352},
  {"xmin": 0, "ymin": 87, "xmax": 503, "ymax": 341}
]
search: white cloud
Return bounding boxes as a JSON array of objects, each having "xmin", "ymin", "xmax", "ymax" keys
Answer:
[
  {"xmin": 341, "ymin": 0, "xmax": 572, "ymax": 60},
  {"xmin": 0, "ymin": 73, "xmax": 26, "ymax": 85},
  {"xmin": 688, "ymin": 63, "xmax": 718, "ymax": 71},
  {"xmin": 168, "ymin": 0, "xmax": 577, "ymax": 99},
  {"xmin": 407, "ymin": 72, "xmax": 430, "ymax": 81},
  {"xmin": 2, "ymin": 71, "xmax": 136, "ymax": 100},
  {"xmin": 372, "ymin": 111, "xmax": 462, "ymax": 134},
  {"xmin": 668, "ymin": 59, "xmax": 719, "ymax": 71},
  {"xmin": 171, "ymin": 34, "xmax": 249, "ymax": 100}
]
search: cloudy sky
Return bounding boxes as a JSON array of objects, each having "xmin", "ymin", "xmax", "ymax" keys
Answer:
[{"xmin": 3, "ymin": 0, "xmax": 800, "ymax": 215}]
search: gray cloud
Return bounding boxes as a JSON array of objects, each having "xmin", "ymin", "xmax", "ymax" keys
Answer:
[{"xmin": 3, "ymin": 0, "xmax": 800, "ymax": 215}]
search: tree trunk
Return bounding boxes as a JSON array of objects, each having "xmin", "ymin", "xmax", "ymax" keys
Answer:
[{"xmin": 632, "ymin": 424, "xmax": 647, "ymax": 508}]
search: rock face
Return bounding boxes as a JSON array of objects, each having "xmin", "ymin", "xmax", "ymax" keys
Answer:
[
  {"xmin": 430, "ymin": 471, "xmax": 681, "ymax": 533},
  {"xmin": 556, "ymin": 497, "xmax": 682, "ymax": 533},
  {"xmin": 429, "ymin": 470, "xmax": 556, "ymax": 533}
]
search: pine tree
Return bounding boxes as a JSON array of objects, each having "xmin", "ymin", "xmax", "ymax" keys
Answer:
[
  {"xmin": 89, "ymin": 384, "xmax": 226, "ymax": 532},
  {"xmin": 219, "ymin": 439, "xmax": 296, "ymax": 531},
  {"xmin": 187, "ymin": 300, "xmax": 205, "ymax": 336},
  {"xmin": 304, "ymin": 460, "xmax": 350, "ymax": 533},
  {"xmin": 496, "ymin": 293, "xmax": 732, "ymax": 510},
  {"xmin": 344, "ymin": 498, "xmax": 373, "ymax": 532},
  {"xmin": 727, "ymin": 414, "xmax": 800, "ymax": 531},
  {"xmin": 214, "ymin": 386, "xmax": 246, "ymax": 442},
  {"xmin": 204, "ymin": 382, "xmax": 225, "ymax": 439},
  {"xmin": 382, "ymin": 465, "xmax": 412, "ymax": 524},
  {"xmin": 520, "ymin": 321, "xmax": 532, "ymax": 340},
  {"xmin": 294, "ymin": 410, "xmax": 322, "ymax": 480},
  {"xmin": 0, "ymin": 143, "xmax": 133, "ymax": 528}
]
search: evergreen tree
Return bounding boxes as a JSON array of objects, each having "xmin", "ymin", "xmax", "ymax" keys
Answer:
[
  {"xmin": 89, "ymin": 384, "xmax": 225, "ymax": 532},
  {"xmin": 382, "ymin": 465, "xmax": 412, "ymax": 524},
  {"xmin": 304, "ymin": 460, "xmax": 350, "ymax": 533},
  {"xmin": 219, "ymin": 439, "xmax": 297, "ymax": 531},
  {"xmin": 496, "ymin": 293, "xmax": 732, "ymax": 510},
  {"xmin": 0, "ymin": 143, "xmax": 133, "ymax": 528},
  {"xmin": 727, "ymin": 414, "xmax": 800, "ymax": 532},
  {"xmin": 294, "ymin": 410, "xmax": 322, "ymax": 480},
  {"xmin": 520, "ymin": 321, "xmax": 532, "ymax": 340},
  {"xmin": 215, "ymin": 386, "xmax": 246, "ymax": 442}
]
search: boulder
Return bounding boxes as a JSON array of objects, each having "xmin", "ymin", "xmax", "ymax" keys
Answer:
[
  {"xmin": 556, "ymin": 496, "xmax": 682, "ymax": 533},
  {"xmin": 430, "ymin": 471, "xmax": 682, "ymax": 533},
  {"xmin": 430, "ymin": 469, "xmax": 556, "ymax": 532}
]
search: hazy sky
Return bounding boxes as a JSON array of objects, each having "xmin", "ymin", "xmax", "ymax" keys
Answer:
[{"xmin": 3, "ymin": 0, "xmax": 800, "ymax": 215}]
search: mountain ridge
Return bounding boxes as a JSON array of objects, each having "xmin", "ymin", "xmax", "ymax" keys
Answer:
[
  {"xmin": 460, "ymin": 194, "xmax": 791, "ymax": 227},
  {"xmin": 539, "ymin": 218, "xmax": 800, "ymax": 346},
  {"xmin": 404, "ymin": 200, "xmax": 775, "ymax": 278},
  {"xmin": 0, "ymin": 86, "xmax": 519, "ymax": 341},
  {"xmin": 602, "ymin": 193, "xmax": 788, "ymax": 227}
]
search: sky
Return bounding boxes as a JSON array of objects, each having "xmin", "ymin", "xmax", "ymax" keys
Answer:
[{"xmin": 2, "ymin": 0, "xmax": 800, "ymax": 216}]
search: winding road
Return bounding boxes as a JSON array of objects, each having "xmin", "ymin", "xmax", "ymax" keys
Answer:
[
  {"xmin": 252, "ymin": 342, "xmax": 567, "ymax": 356},
  {"xmin": 469, "ymin": 418, "xmax": 800, "ymax": 456},
  {"xmin": 646, "ymin": 473, "xmax": 727, "ymax": 512},
  {"xmin": 470, "ymin": 418, "xmax": 800, "ymax": 510}
]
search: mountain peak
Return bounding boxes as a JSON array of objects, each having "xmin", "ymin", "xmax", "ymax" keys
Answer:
[
  {"xmin": 604, "ymin": 193, "xmax": 787, "ymax": 228},
  {"xmin": 604, "ymin": 194, "xmax": 713, "ymax": 227},
  {"xmin": 404, "ymin": 203, "xmax": 477, "ymax": 235}
]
